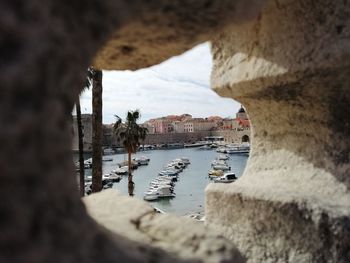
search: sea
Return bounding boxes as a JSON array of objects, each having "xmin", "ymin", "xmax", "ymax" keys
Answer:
[{"xmin": 76, "ymin": 148, "xmax": 248, "ymax": 216}]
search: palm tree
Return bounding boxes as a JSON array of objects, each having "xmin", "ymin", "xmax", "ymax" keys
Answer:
[
  {"xmin": 91, "ymin": 68, "xmax": 103, "ymax": 193},
  {"xmin": 76, "ymin": 68, "xmax": 95, "ymax": 196},
  {"xmin": 113, "ymin": 110, "xmax": 148, "ymax": 196},
  {"xmin": 76, "ymin": 99, "xmax": 85, "ymax": 197}
]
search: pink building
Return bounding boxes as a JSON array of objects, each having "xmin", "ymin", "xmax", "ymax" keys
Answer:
[{"xmin": 153, "ymin": 118, "xmax": 173, "ymax": 133}]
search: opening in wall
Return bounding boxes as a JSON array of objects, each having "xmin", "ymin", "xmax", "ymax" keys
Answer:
[{"xmin": 74, "ymin": 43, "xmax": 251, "ymax": 218}]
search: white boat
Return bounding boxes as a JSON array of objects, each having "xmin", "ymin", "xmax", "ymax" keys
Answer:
[
  {"xmin": 216, "ymin": 147, "xmax": 227, "ymax": 153},
  {"xmin": 103, "ymin": 148, "xmax": 115, "ymax": 155},
  {"xmin": 214, "ymin": 172, "xmax": 237, "ymax": 183},
  {"xmin": 133, "ymin": 156, "xmax": 150, "ymax": 165},
  {"xmin": 226, "ymin": 143, "xmax": 250, "ymax": 154},
  {"xmin": 103, "ymin": 173, "xmax": 121, "ymax": 182},
  {"xmin": 218, "ymin": 154, "xmax": 229, "ymax": 160},
  {"xmin": 208, "ymin": 169, "xmax": 224, "ymax": 178},
  {"xmin": 159, "ymin": 169, "xmax": 178, "ymax": 176},
  {"xmin": 180, "ymin": 157, "xmax": 190, "ymax": 164},
  {"xmin": 113, "ymin": 166, "xmax": 128, "ymax": 175},
  {"xmin": 212, "ymin": 164, "xmax": 230, "ymax": 171},
  {"xmin": 198, "ymin": 145, "xmax": 212, "ymax": 150},
  {"xmin": 148, "ymin": 185, "xmax": 174, "ymax": 192},
  {"xmin": 211, "ymin": 159, "xmax": 227, "ymax": 167},
  {"xmin": 102, "ymin": 156, "xmax": 113, "ymax": 162},
  {"xmin": 184, "ymin": 141, "xmax": 209, "ymax": 148},
  {"xmin": 84, "ymin": 158, "xmax": 92, "ymax": 168},
  {"xmin": 172, "ymin": 159, "xmax": 186, "ymax": 167},
  {"xmin": 145, "ymin": 187, "xmax": 175, "ymax": 198},
  {"xmin": 144, "ymin": 193, "xmax": 159, "ymax": 201}
]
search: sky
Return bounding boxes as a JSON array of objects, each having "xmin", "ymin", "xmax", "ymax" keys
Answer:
[{"xmin": 79, "ymin": 42, "xmax": 240, "ymax": 124}]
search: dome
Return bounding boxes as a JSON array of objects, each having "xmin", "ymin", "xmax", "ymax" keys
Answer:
[{"xmin": 238, "ymin": 106, "xmax": 245, "ymax": 113}]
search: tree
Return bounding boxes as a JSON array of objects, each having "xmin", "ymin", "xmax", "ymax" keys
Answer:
[
  {"xmin": 113, "ymin": 110, "xmax": 148, "ymax": 196},
  {"xmin": 76, "ymin": 99, "xmax": 85, "ymax": 197},
  {"xmin": 76, "ymin": 68, "xmax": 95, "ymax": 197},
  {"xmin": 91, "ymin": 68, "xmax": 103, "ymax": 193}
]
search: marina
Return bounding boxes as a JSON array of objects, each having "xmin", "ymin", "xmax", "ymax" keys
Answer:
[{"xmin": 77, "ymin": 146, "xmax": 248, "ymax": 216}]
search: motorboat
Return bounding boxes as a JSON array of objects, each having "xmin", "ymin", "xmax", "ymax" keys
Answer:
[
  {"xmin": 214, "ymin": 172, "xmax": 237, "ymax": 183},
  {"xmin": 184, "ymin": 141, "xmax": 208, "ymax": 148},
  {"xmin": 145, "ymin": 187, "xmax": 175, "ymax": 198},
  {"xmin": 150, "ymin": 177, "xmax": 174, "ymax": 184},
  {"xmin": 118, "ymin": 161, "xmax": 138, "ymax": 169},
  {"xmin": 172, "ymin": 159, "xmax": 186, "ymax": 167},
  {"xmin": 208, "ymin": 169, "xmax": 224, "ymax": 178},
  {"xmin": 103, "ymin": 173, "xmax": 121, "ymax": 182},
  {"xmin": 148, "ymin": 184, "xmax": 174, "ymax": 192},
  {"xmin": 211, "ymin": 159, "xmax": 228, "ymax": 167},
  {"xmin": 226, "ymin": 143, "xmax": 250, "ymax": 154},
  {"xmin": 133, "ymin": 156, "xmax": 150, "ymax": 165},
  {"xmin": 166, "ymin": 164, "xmax": 183, "ymax": 172},
  {"xmin": 144, "ymin": 193, "xmax": 159, "ymax": 201},
  {"xmin": 218, "ymin": 154, "xmax": 229, "ymax": 160},
  {"xmin": 103, "ymin": 182, "xmax": 113, "ymax": 189},
  {"xmin": 198, "ymin": 145, "xmax": 212, "ymax": 150},
  {"xmin": 113, "ymin": 166, "xmax": 128, "ymax": 175},
  {"xmin": 159, "ymin": 169, "xmax": 178, "ymax": 176},
  {"xmin": 102, "ymin": 156, "xmax": 113, "ymax": 162},
  {"xmin": 180, "ymin": 157, "xmax": 190, "ymax": 165},
  {"xmin": 216, "ymin": 147, "xmax": 227, "ymax": 153},
  {"xmin": 84, "ymin": 158, "xmax": 92, "ymax": 168},
  {"xmin": 103, "ymin": 148, "xmax": 115, "ymax": 155},
  {"xmin": 212, "ymin": 164, "xmax": 230, "ymax": 171},
  {"xmin": 158, "ymin": 175, "xmax": 178, "ymax": 181}
]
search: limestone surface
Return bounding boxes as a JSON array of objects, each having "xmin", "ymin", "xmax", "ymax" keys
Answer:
[
  {"xmin": 207, "ymin": 0, "xmax": 350, "ymax": 262},
  {"xmin": 84, "ymin": 190, "xmax": 244, "ymax": 263},
  {"xmin": 93, "ymin": 0, "xmax": 266, "ymax": 70}
]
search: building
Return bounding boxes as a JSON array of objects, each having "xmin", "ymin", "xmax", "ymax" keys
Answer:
[
  {"xmin": 153, "ymin": 118, "xmax": 173, "ymax": 133},
  {"xmin": 183, "ymin": 118, "xmax": 217, "ymax": 133},
  {"xmin": 212, "ymin": 107, "xmax": 251, "ymax": 143},
  {"xmin": 72, "ymin": 114, "xmax": 93, "ymax": 152}
]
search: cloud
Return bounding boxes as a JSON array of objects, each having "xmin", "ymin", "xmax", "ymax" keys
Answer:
[{"xmin": 79, "ymin": 43, "xmax": 240, "ymax": 124}]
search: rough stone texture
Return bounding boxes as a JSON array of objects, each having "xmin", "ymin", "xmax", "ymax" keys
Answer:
[
  {"xmin": 0, "ymin": 0, "xmax": 264, "ymax": 262},
  {"xmin": 2, "ymin": 0, "xmax": 349, "ymax": 262},
  {"xmin": 93, "ymin": 0, "xmax": 266, "ymax": 70},
  {"xmin": 84, "ymin": 190, "xmax": 244, "ymax": 263},
  {"xmin": 0, "ymin": 1, "xmax": 195, "ymax": 262},
  {"xmin": 207, "ymin": 0, "xmax": 350, "ymax": 262}
]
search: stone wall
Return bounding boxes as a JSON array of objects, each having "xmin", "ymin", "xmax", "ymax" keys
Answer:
[
  {"xmin": 206, "ymin": 0, "xmax": 350, "ymax": 262},
  {"xmin": 72, "ymin": 114, "xmax": 93, "ymax": 152},
  {"xmin": 2, "ymin": 0, "xmax": 349, "ymax": 262},
  {"xmin": 142, "ymin": 131, "xmax": 211, "ymax": 145},
  {"xmin": 211, "ymin": 130, "xmax": 250, "ymax": 144}
]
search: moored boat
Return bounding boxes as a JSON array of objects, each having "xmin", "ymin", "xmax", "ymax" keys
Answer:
[{"xmin": 214, "ymin": 172, "xmax": 237, "ymax": 183}]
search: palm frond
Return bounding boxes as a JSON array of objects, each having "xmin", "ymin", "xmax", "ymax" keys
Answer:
[{"xmin": 113, "ymin": 110, "xmax": 148, "ymax": 153}]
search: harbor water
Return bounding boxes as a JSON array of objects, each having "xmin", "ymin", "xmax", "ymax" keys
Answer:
[{"xmin": 79, "ymin": 148, "xmax": 248, "ymax": 216}]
